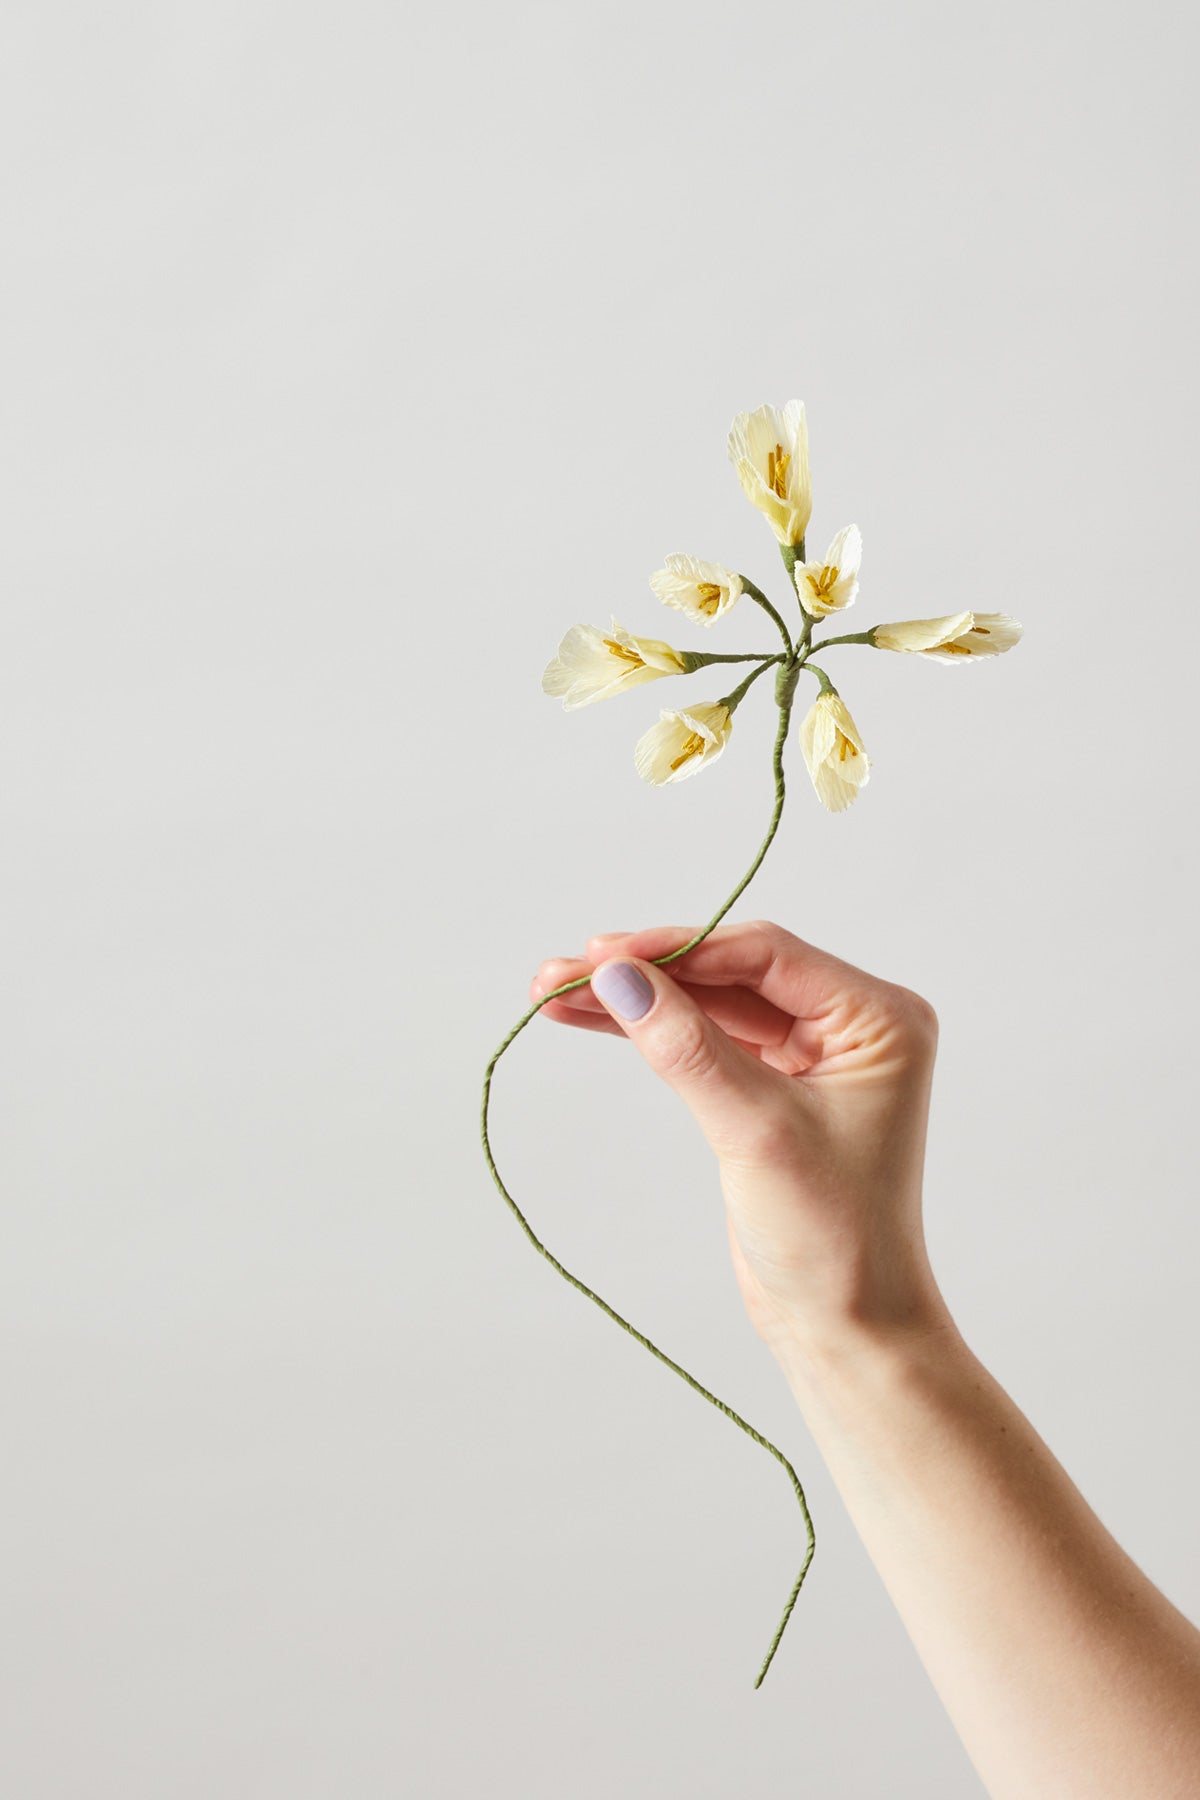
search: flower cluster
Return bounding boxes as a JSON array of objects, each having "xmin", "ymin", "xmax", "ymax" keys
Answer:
[{"xmin": 541, "ymin": 401, "xmax": 1022, "ymax": 810}]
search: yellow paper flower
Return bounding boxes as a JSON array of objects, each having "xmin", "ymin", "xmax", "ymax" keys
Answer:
[
  {"xmin": 872, "ymin": 612, "xmax": 1023, "ymax": 662},
  {"xmin": 799, "ymin": 692, "xmax": 870, "ymax": 813},
  {"xmin": 727, "ymin": 400, "xmax": 812, "ymax": 547},
  {"xmin": 542, "ymin": 620, "xmax": 687, "ymax": 711},
  {"xmin": 635, "ymin": 702, "xmax": 732, "ymax": 786},
  {"xmin": 794, "ymin": 525, "xmax": 862, "ymax": 617},
  {"xmin": 649, "ymin": 553, "xmax": 743, "ymax": 627}
]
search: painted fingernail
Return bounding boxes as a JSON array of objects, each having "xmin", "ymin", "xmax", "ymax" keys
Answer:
[{"xmin": 591, "ymin": 961, "xmax": 654, "ymax": 1021}]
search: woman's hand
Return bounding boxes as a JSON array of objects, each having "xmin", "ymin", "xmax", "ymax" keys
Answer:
[
  {"xmin": 539, "ymin": 922, "xmax": 1200, "ymax": 1797},
  {"xmin": 531, "ymin": 919, "xmax": 951, "ymax": 1369}
]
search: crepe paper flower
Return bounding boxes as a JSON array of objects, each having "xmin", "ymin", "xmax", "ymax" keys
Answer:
[
  {"xmin": 799, "ymin": 691, "xmax": 870, "ymax": 813},
  {"xmin": 728, "ymin": 400, "xmax": 813, "ymax": 548},
  {"xmin": 650, "ymin": 553, "xmax": 744, "ymax": 627},
  {"xmin": 872, "ymin": 611, "xmax": 1023, "ymax": 661},
  {"xmin": 542, "ymin": 620, "xmax": 688, "ymax": 710},
  {"xmin": 793, "ymin": 524, "xmax": 863, "ymax": 618},
  {"xmin": 487, "ymin": 396, "xmax": 1023, "ymax": 1696},
  {"xmin": 635, "ymin": 701, "xmax": 733, "ymax": 786}
]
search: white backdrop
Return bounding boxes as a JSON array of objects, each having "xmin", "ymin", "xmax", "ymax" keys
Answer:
[{"xmin": 2, "ymin": 2, "xmax": 1198, "ymax": 1794}]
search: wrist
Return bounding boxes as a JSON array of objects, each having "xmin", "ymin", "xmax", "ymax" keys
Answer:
[{"xmin": 770, "ymin": 1278, "xmax": 960, "ymax": 1396}]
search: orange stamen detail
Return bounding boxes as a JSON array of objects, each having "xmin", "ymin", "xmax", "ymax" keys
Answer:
[
  {"xmin": 603, "ymin": 637, "xmax": 644, "ymax": 667},
  {"xmin": 805, "ymin": 564, "xmax": 840, "ymax": 601},
  {"xmin": 669, "ymin": 730, "xmax": 706, "ymax": 772}
]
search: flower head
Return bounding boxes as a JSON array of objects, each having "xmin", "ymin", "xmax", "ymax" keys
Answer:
[
  {"xmin": 542, "ymin": 620, "xmax": 687, "ymax": 711},
  {"xmin": 650, "ymin": 554, "xmax": 743, "ymax": 627},
  {"xmin": 727, "ymin": 400, "xmax": 812, "ymax": 547},
  {"xmin": 794, "ymin": 524, "xmax": 862, "ymax": 617},
  {"xmin": 799, "ymin": 691, "xmax": 870, "ymax": 813},
  {"xmin": 872, "ymin": 612, "xmax": 1023, "ymax": 662},
  {"xmin": 635, "ymin": 701, "xmax": 732, "ymax": 786}
]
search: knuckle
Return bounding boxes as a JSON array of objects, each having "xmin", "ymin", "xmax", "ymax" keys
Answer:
[
  {"xmin": 747, "ymin": 917, "xmax": 791, "ymax": 950},
  {"xmin": 656, "ymin": 1018, "xmax": 721, "ymax": 1086},
  {"xmin": 895, "ymin": 986, "xmax": 939, "ymax": 1044}
]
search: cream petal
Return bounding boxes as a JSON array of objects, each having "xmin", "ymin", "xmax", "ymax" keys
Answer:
[
  {"xmin": 635, "ymin": 703, "xmax": 731, "ymax": 786},
  {"xmin": 603, "ymin": 618, "xmax": 686, "ymax": 676},
  {"xmin": 799, "ymin": 693, "xmax": 869, "ymax": 812},
  {"xmin": 729, "ymin": 402, "xmax": 789, "ymax": 469},
  {"xmin": 961, "ymin": 614, "xmax": 1023, "ymax": 655},
  {"xmin": 649, "ymin": 554, "xmax": 743, "ymax": 626},
  {"xmin": 542, "ymin": 623, "xmax": 611, "ymax": 696},
  {"xmin": 733, "ymin": 459, "xmax": 800, "ymax": 546},
  {"xmin": 544, "ymin": 621, "xmax": 682, "ymax": 709},
  {"xmin": 825, "ymin": 522, "xmax": 862, "ymax": 578},
  {"xmin": 634, "ymin": 717, "xmax": 681, "ymax": 785},
  {"xmin": 561, "ymin": 663, "xmax": 664, "ymax": 710},
  {"xmin": 728, "ymin": 402, "xmax": 812, "ymax": 546},
  {"xmin": 678, "ymin": 701, "xmax": 732, "ymax": 738},
  {"xmin": 637, "ymin": 638, "xmax": 689, "ymax": 674},
  {"xmin": 872, "ymin": 613, "xmax": 975, "ymax": 654},
  {"xmin": 797, "ymin": 525, "xmax": 862, "ymax": 616},
  {"xmin": 542, "ymin": 657, "xmax": 574, "ymax": 698}
]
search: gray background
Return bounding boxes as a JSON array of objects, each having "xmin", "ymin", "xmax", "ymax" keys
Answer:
[{"xmin": 2, "ymin": 1, "xmax": 1197, "ymax": 1795}]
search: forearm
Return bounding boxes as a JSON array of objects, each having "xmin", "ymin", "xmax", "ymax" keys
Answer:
[{"xmin": 779, "ymin": 1311, "xmax": 1200, "ymax": 1799}]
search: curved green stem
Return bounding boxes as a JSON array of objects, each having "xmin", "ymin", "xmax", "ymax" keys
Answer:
[
  {"xmin": 797, "ymin": 660, "xmax": 836, "ymax": 697},
  {"xmin": 779, "ymin": 539, "xmax": 813, "ymax": 622},
  {"xmin": 810, "ymin": 629, "xmax": 876, "ymax": 652},
  {"xmin": 718, "ymin": 655, "xmax": 783, "ymax": 712},
  {"xmin": 480, "ymin": 694, "xmax": 816, "ymax": 1688},
  {"xmin": 738, "ymin": 578, "xmax": 794, "ymax": 658},
  {"xmin": 683, "ymin": 649, "xmax": 782, "ymax": 670}
]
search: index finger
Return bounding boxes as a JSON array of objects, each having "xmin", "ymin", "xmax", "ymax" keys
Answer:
[{"xmin": 584, "ymin": 919, "xmax": 874, "ymax": 1019}]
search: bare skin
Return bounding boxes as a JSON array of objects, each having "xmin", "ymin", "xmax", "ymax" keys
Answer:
[{"xmin": 532, "ymin": 919, "xmax": 1200, "ymax": 1799}]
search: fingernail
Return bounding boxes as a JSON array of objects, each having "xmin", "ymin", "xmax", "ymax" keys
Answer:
[{"xmin": 592, "ymin": 961, "xmax": 654, "ymax": 1021}]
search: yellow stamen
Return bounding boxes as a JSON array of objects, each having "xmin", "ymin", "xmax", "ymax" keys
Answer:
[
  {"xmin": 603, "ymin": 637, "xmax": 645, "ymax": 667},
  {"xmin": 669, "ymin": 730, "xmax": 706, "ymax": 772},
  {"xmin": 696, "ymin": 582, "xmax": 723, "ymax": 615},
  {"xmin": 941, "ymin": 642, "xmax": 972, "ymax": 655},
  {"xmin": 805, "ymin": 563, "xmax": 840, "ymax": 600},
  {"xmin": 973, "ymin": 625, "xmax": 991, "ymax": 635},
  {"xmin": 837, "ymin": 733, "xmax": 858, "ymax": 763},
  {"xmin": 767, "ymin": 444, "xmax": 791, "ymax": 498}
]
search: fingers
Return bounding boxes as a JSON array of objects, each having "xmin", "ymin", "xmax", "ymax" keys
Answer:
[
  {"xmin": 537, "ymin": 1000, "xmax": 625, "ymax": 1036},
  {"xmin": 588, "ymin": 956, "xmax": 781, "ymax": 1149},
  {"xmin": 586, "ymin": 920, "xmax": 889, "ymax": 1021},
  {"xmin": 531, "ymin": 957, "xmax": 606, "ymax": 1012},
  {"xmin": 531, "ymin": 955, "xmax": 793, "ymax": 1049}
]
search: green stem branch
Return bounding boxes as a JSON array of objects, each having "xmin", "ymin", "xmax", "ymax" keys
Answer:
[
  {"xmin": 738, "ymin": 578, "xmax": 794, "ymax": 657},
  {"xmin": 479, "ymin": 693, "xmax": 816, "ymax": 1688},
  {"xmin": 683, "ymin": 649, "xmax": 782, "ymax": 670},
  {"xmin": 798, "ymin": 660, "xmax": 836, "ymax": 696},
  {"xmin": 810, "ymin": 629, "xmax": 876, "ymax": 652},
  {"xmin": 718, "ymin": 655, "xmax": 783, "ymax": 712}
]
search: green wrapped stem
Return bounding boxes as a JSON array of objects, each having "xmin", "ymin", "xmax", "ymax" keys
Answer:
[{"xmin": 480, "ymin": 691, "xmax": 816, "ymax": 1688}]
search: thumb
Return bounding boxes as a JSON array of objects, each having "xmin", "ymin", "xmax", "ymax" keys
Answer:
[{"xmin": 589, "ymin": 957, "xmax": 763, "ymax": 1148}]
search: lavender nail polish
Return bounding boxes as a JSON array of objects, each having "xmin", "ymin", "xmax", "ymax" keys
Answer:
[{"xmin": 592, "ymin": 961, "xmax": 654, "ymax": 1021}]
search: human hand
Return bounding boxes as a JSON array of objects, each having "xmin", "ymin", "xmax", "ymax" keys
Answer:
[{"xmin": 531, "ymin": 920, "xmax": 952, "ymax": 1372}]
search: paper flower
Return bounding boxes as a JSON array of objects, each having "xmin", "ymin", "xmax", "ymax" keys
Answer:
[
  {"xmin": 542, "ymin": 620, "xmax": 688, "ymax": 710},
  {"xmin": 799, "ymin": 691, "xmax": 870, "ymax": 812},
  {"xmin": 872, "ymin": 612, "xmax": 1023, "ymax": 661},
  {"xmin": 727, "ymin": 400, "xmax": 812, "ymax": 548},
  {"xmin": 498, "ymin": 397, "xmax": 1023, "ymax": 1692},
  {"xmin": 793, "ymin": 525, "xmax": 862, "ymax": 617},
  {"xmin": 635, "ymin": 701, "xmax": 733, "ymax": 786},
  {"xmin": 650, "ymin": 554, "xmax": 744, "ymax": 627}
]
